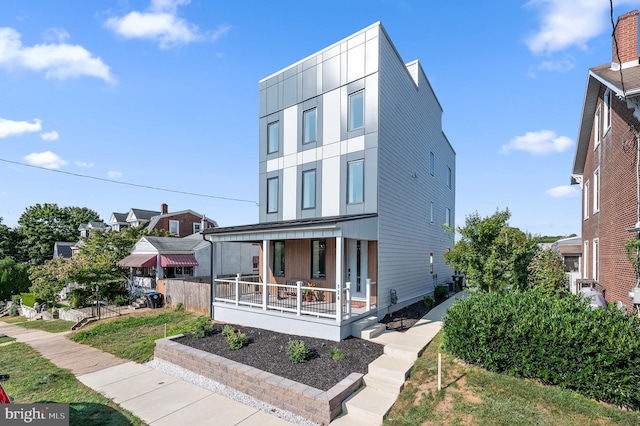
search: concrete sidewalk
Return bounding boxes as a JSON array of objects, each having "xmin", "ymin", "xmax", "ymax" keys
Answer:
[{"xmin": 0, "ymin": 321, "xmax": 294, "ymax": 425}]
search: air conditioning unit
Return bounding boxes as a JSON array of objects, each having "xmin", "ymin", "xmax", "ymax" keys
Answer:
[{"xmin": 629, "ymin": 286, "xmax": 640, "ymax": 304}]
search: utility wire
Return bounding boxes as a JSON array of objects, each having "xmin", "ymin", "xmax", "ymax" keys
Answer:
[
  {"xmin": 611, "ymin": 0, "xmax": 627, "ymax": 97},
  {"xmin": 0, "ymin": 157, "xmax": 259, "ymax": 206}
]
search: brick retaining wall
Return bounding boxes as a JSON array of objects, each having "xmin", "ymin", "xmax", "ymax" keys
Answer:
[{"xmin": 154, "ymin": 335, "xmax": 362, "ymax": 424}]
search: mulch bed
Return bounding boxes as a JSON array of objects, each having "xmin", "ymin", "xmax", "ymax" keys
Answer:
[
  {"xmin": 174, "ymin": 324, "xmax": 384, "ymax": 391},
  {"xmin": 380, "ymin": 298, "xmax": 446, "ymax": 332}
]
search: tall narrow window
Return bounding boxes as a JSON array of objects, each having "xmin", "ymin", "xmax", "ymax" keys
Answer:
[
  {"xmin": 311, "ymin": 240, "xmax": 326, "ymax": 279},
  {"xmin": 349, "ymin": 90, "xmax": 364, "ymax": 130},
  {"xmin": 603, "ymin": 89, "xmax": 612, "ymax": 133},
  {"xmin": 302, "ymin": 169, "xmax": 316, "ymax": 209},
  {"xmin": 445, "ymin": 207, "xmax": 451, "ymax": 226},
  {"xmin": 594, "ymin": 107, "xmax": 601, "ymax": 148},
  {"xmin": 593, "ymin": 238, "xmax": 599, "ymax": 280},
  {"xmin": 347, "ymin": 159, "xmax": 364, "ymax": 203},
  {"xmin": 430, "ymin": 201, "xmax": 434, "ymax": 223},
  {"xmin": 583, "ymin": 240, "xmax": 589, "ymax": 278},
  {"xmin": 267, "ymin": 121, "xmax": 279, "ymax": 154},
  {"xmin": 593, "ymin": 168, "xmax": 600, "ymax": 213},
  {"xmin": 273, "ymin": 241, "xmax": 285, "ymax": 277},
  {"xmin": 429, "ymin": 152, "xmax": 435, "ymax": 176},
  {"xmin": 583, "ymin": 180, "xmax": 590, "ymax": 220},
  {"xmin": 446, "ymin": 166, "xmax": 452, "ymax": 189},
  {"xmin": 267, "ymin": 177, "xmax": 279, "ymax": 213},
  {"xmin": 303, "ymin": 108, "xmax": 316, "ymax": 143}
]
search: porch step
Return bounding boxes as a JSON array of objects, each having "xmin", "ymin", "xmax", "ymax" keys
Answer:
[
  {"xmin": 368, "ymin": 354, "xmax": 414, "ymax": 382},
  {"xmin": 361, "ymin": 323, "xmax": 386, "ymax": 340},
  {"xmin": 382, "ymin": 342, "xmax": 424, "ymax": 361},
  {"xmin": 363, "ymin": 371, "xmax": 405, "ymax": 393},
  {"xmin": 339, "ymin": 386, "xmax": 398, "ymax": 425},
  {"xmin": 351, "ymin": 316, "xmax": 380, "ymax": 338}
]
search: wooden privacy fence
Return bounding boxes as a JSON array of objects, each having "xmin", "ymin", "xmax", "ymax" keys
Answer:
[{"xmin": 163, "ymin": 278, "xmax": 211, "ymax": 316}]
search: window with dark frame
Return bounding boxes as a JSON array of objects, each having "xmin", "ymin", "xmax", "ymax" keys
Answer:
[
  {"xmin": 273, "ymin": 241, "xmax": 285, "ymax": 277},
  {"xmin": 347, "ymin": 159, "xmax": 364, "ymax": 204},
  {"xmin": 303, "ymin": 108, "xmax": 317, "ymax": 143},
  {"xmin": 349, "ymin": 90, "xmax": 364, "ymax": 130},
  {"xmin": 311, "ymin": 240, "xmax": 326, "ymax": 279},
  {"xmin": 268, "ymin": 121, "xmax": 279, "ymax": 154},
  {"xmin": 267, "ymin": 177, "xmax": 279, "ymax": 213},
  {"xmin": 302, "ymin": 169, "xmax": 316, "ymax": 209}
]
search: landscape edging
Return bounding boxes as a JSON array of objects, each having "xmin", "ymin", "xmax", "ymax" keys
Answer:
[{"xmin": 154, "ymin": 334, "xmax": 362, "ymax": 424}]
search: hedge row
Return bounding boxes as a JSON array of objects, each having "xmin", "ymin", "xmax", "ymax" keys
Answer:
[{"xmin": 442, "ymin": 288, "xmax": 640, "ymax": 410}]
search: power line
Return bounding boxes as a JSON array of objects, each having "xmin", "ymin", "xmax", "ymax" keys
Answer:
[
  {"xmin": 611, "ymin": 0, "xmax": 627, "ymax": 97},
  {"xmin": 0, "ymin": 157, "xmax": 259, "ymax": 206}
]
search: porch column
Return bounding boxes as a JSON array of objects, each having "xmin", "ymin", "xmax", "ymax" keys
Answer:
[
  {"xmin": 262, "ymin": 239, "xmax": 269, "ymax": 310},
  {"xmin": 335, "ymin": 236, "xmax": 343, "ymax": 323}
]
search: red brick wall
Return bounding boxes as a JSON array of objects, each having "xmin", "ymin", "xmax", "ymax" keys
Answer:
[
  {"xmin": 582, "ymin": 84, "xmax": 639, "ymax": 310},
  {"xmin": 153, "ymin": 212, "xmax": 208, "ymax": 237},
  {"xmin": 613, "ymin": 10, "xmax": 639, "ymax": 64}
]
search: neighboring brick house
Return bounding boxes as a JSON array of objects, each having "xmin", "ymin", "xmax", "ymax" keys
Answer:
[
  {"xmin": 571, "ymin": 10, "xmax": 640, "ymax": 312},
  {"xmin": 146, "ymin": 203, "xmax": 217, "ymax": 237}
]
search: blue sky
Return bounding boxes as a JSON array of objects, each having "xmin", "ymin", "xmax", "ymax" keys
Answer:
[{"xmin": 1, "ymin": 0, "xmax": 639, "ymax": 237}]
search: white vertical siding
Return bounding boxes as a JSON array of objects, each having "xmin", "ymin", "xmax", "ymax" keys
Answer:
[
  {"xmin": 323, "ymin": 89, "xmax": 341, "ymax": 144},
  {"xmin": 282, "ymin": 166, "xmax": 297, "ymax": 220},
  {"xmin": 283, "ymin": 105, "xmax": 297, "ymax": 156},
  {"xmin": 322, "ymin": 156, "xmax": 341, "ymax": 216}
]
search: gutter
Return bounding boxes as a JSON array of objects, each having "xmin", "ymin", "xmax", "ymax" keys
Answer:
[{"xmin": 202, "ymin": 233, "xmax": 214, "ymax": 319}]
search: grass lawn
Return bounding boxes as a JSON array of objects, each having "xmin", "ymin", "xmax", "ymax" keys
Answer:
[
  {"xmin": 1, "ymin": 315, "xmax": 75, "ymax": 333},
  {"xmin": 70, "ymin": 308, "xmax": 202, "ymax": 363},
  {"xmin": 0, "ymin": 342, "xmax": 144, "ymax": 426},
  {"xmin": 384, "ymin": 331, "xmax": 640, "ymax": 426},
  {"xmin": 0, "ymin": 336, "xmax": 15, "ymax": 344}
]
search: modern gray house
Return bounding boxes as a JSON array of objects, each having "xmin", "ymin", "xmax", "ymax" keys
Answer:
[{"xmin": 203, "ymin": 22, "xmax": 456, "ymax": 340}]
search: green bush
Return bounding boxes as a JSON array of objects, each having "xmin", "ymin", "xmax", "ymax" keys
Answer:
[
  {"xmin": 221, "ymin": 324, "xmax": 235, "ymax": 338},
  {"xmin": 442, "ymin": 288, "xmax": 640, "ymax": 410},
  {"xmin": 287, "ymin": 339, "xmax": 310, "ymax": 364},
  {"xmin": 434, "ymin": 286, "xmax": 448, "ymax": 301},
  {"xmin": 174, "ymin": 302, "xmax": 184, "ymax": 312},
  {"xmin": 67, "ymin": 288, "xmax": 91, "ymax": 308},
  {"xmin": 330, "ymin": 347, "xmax": 345, "ymax": 361},
  {"xmin": 191, "ymin": 317, "xmax": 213, "ymax": 339},
  {"xmin": 114, "ymin": 294, "xmax": 130, "ymax": 306},
  {"xmin": 9, "ymin": 303, "xmax": 19, "ymax": 316},
  {"xmin": 423, "ymin": 295, "xmax": 435, "ymax": 307},
  {"xmin": 226, "ymin": 329, "xmax": 248, "ymax": 350},
  {"xmin": 20, "ymin": 293, "xmax": 36, "ymax": 308}
]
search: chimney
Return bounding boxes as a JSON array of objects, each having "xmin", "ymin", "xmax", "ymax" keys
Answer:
[
  {"xmin": 201, "ymin": 215, "xmax": 207, "ymax": 230},
  {"xmin": 161, "ymin": 203, "xmax": 168, "ymax": 214},
  {"xmin": 612, "ymin": 10, "xmax": 639, "ymax": 70}
]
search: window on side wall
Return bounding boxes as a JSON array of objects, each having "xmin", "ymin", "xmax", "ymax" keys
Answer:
[
  {"xmin": 303, "ymin": 108, "xmax": 317, "ymax": 143},
  {"xmin": 302, "ymin": 169, "xmax": 316, "ymax": 209},
  {"xmin": 311, "ymin": 240, "xmax": 326, "ymax": 279},
  {"xmin": 446, "ymin": 166, "xmax": 452, "ymax": 189},
  {"xmin": 583, "ymin": 240, "xmax": 589, "ymax": 278},
  {"xmin": 445, "ymin": 207, "xmax": 451, "ymax": 226},
  {"xmin": 193, "ymin": 222, "xmax": 201, "ymax": 234},
  {"xmin": 349, "ymin": 90, "xmax": 364, "ymax": 130},
  {"xmin": 169, "ymin": 220, "xmax": 179, "ymax": 235},
  {"xmin": 603, "ymin": 89, "xmax": 612, "ymax": 135},
  {"xmin": 273, "ymin": 241, "xmax": 285, "ymax": 277},
  {"xmin": 583, "ymin": 180, "xmax": 590, "ymax": 220},
  {"xmin": 593, "ymin": 168, "xmax": 600, "ymax": 214},
  {"xmin": 430, "ymin": 201, "xmax": 434, "ymax": 223},
  {"xmin": 347, "ymin": 159, "xmax": 364, "ymax": 204},
  {"xmin": 430, "ymin": 152, "xmax": 435, "ymax": 176},
  {"xmin": 594, "ymin": 106, "xmax": 601, "ymax": 148},
  {"xmin": 267, "ymin": 121, "xmax": 279, "ymax": 154},
  {"xmin": 267, "ymin": 177, "xmax": 279, "ymax": 213},
  {"xmin": 592, "ymin": 238, "xmax": 599, "ymax": 280}
]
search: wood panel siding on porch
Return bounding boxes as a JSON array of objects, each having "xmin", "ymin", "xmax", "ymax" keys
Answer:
[{"xmin": 368, "ymin": 241, "xmax": 378, "ymax": 306}]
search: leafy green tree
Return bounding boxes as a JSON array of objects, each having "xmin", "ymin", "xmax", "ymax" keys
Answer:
[
  {"xmin": 527, "ymin": 248, "xmax": 568, "ymax": 295},
  {"xmin": 0, "ymin": 218, "xmax": 24, "ymax": 262},
  {"xmin": 443, "ymin": 208, "xmax": 539, "ymax": 292},
  {"xmin": 0, "ymin": 257, "xmax": 31, "ymax": 300},
  {"xmin": 28, "ymin": 255, "xmax": 74, "ymax": 305},
  {"xmin": 17, "ymin": 204, "xmax": 100, "ymax": 266}
]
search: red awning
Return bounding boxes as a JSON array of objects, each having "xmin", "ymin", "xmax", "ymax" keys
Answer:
[
  {"xmin": 160, "ymin": 254, "xmax": 198, "ymax": 267},
  {"xmin": 117, "ymin": 253, "xmax": 157, "ymax": 268}
]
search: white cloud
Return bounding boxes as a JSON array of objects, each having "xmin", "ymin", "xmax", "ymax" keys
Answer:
[
  {"xmin": 105, "ymin": 0, "xmax": 230, "ymax": 49},
  {"xmin": 107, "ymin": 170, "xmax": 122, "ymax": 179},
  {"xmin": 0, "ymin": 118, "xmax": 41, "ymax": 138},
  {"xmin": 0, "ymin": 27, "xmax": 113, "ymax": 82},
  {"xmin": 75, "ymin": 161, "xmax": 94, "ymax": 168},
  {"xmin": 42, "ymin": 28, "xmax": 70, "ymax": 43},
  {"xmin": 546, "ymin": 185, "xmax": 580, "ymax": 198},
  {"xmin": 500, "ymin": 130, "xmax": 574, "ymax": 155},
  {"xmin": 24, "ymin": 151, "xmax": 68, "ymax": 169},
  {"xmin": 40, "ymin": 131, "xmax": 59, "ymax": 141}
]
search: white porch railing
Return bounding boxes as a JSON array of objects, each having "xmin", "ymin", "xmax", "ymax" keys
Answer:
[{"xmin": 214, "ymin": 275, "xmax": 377, "ymax": 322}]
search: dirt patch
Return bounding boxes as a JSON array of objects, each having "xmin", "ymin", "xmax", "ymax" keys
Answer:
[{"xmin": 174, "ymin": 323, "xmax": 384, "ymax": 391}]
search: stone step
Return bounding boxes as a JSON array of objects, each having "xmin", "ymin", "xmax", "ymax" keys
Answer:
[
  {"xmin": 360, "ymin": 323, "xmax": 386, "ymax": 340},
  {"xmin": 341, "ymin": 386, "xmax": 398, "ymax": 425},
  {"xmin": 351, "ymin": 316, "xmax": 379, "ymax": 338},
  {"xmin": 368, "ymin": 354, "xmax": 414, "ymax": 382},
  {"xmin": 363, "ymin": 372, "xmax": 405, "ymax": 393},
  {"xmin": 383, "ymin": 342, "xmax": 423, "ymax": 361}
]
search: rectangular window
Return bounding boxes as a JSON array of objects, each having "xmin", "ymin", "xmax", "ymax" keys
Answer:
[
  {"xmin": 273, "ymin": 241, "xmax": 285, "ymax": 277},
  {"xmin": 267, "ymin": 121, "xmax": 279, "ymax": 154},
  {"xmin": 303, "ymin": 108, "xmax": 316, "ymax": 143},
  {"xmin": 349, "ymin": 90, "xmax": 364, "ymax": 130},
  {"xmin": 583, "ymin": 240, "xmax": 589, "ymax": 278},
  {"xmin": 429, "ymin": 152, "xmax": 435, "ymax": 176},
  {"xmin": 445, "ymin": 207, "xmax": 451, "ymax": 226},
  {"xmin": 604, "ymin": 89, "xmax": 612, "ymax": 133},
  {"xmin": 594, "ymin": 107, "xmax": 601, "ymax": 148},
  {"xmin": 593, "ymin": 238, "xmax": 599, "ymax": 280},
  {"xmin": 193, "ymin": 222, "xmax": 201, "ymax": 234},
  {"xmin": 311, "ymin": 240, "xmax": 326, "ymax": 279},
  {"xmin": 593, "ymin": 168, "xmax": 600, "ymax": 213},
  {"xmin": 583, "ymin": 180, "xmax": 590, "ymax": 220},
  {"xmin": 446, "ymin": 166, "xmax": 452, "ymax": 189},
  {"xmin": 430, "ymin": 201, "xmax": 434, "ymax": 223},
  {"xmin": 347, "ymin": 159, "xmax": 364, "ymax": 204},
  {"xmin": 169, "ymin": 220, "xmax": 179, "ymax": 235},
  {"xmin": 267, "ymin": 177, "xmax": 279, "ymax": 213},
  {"xmin": 302, "ymin": 169, "xmax": 316, "ymax": 209}
]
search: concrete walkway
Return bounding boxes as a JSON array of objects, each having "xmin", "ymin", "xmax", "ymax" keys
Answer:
[{"xmin": 0, "ymin": 292, "xmax": 464, "ymax": 425}]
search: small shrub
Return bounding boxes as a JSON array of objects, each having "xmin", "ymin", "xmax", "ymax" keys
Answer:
[
  {"xmin": 9, "ymin": 303, "xmax": 19, "ymax": 316},
  {"xmin": 330, "ymin": 347, "xmax": 345, "ymax": 361},
  {"xmin": 191, "ymin": 317, "xmax": 213, "ymax": 339},
  {"xmin": 287, "ymin": 339, "xmax": 310, "ymax": 364},
  {"xmin": 114, "ymin": 294, "xmax": 130, "ymax": 306},
  {"xmin": 174, "ymin": 302, "xmax": 184, "ymax": 312},
  {"xmin": 222, "ymin": 324, "xmax": 235, "ymax": 338},
  {"xmin": 423, "ymin": 295, "xmax": 435, "ymax": 307},
  {"xmin": 20, "ymin": 293, "xmax": 36, "ymax": 308},
  {"xmin": 434, "ymin": 286, "xmax": 448, "ymax": 301},
  {"xmin": 226, "ymin": 330, "xmax": 248, "ymax": 350}
]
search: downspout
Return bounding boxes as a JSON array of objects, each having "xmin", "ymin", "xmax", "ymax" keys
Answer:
[{"xmin": 203, "ymin": 233, "xmax": 214, "ymax": 319}]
